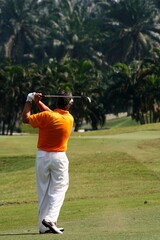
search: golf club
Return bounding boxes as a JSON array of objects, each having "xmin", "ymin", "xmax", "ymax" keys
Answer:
[{"xmin": 43, "ymin": 95, "xmax": 91, "ymax": 103}]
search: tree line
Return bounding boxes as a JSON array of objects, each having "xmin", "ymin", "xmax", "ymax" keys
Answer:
[{"xmin": 0, "ymin": 0, "xmax": 160, "ymax": 134}]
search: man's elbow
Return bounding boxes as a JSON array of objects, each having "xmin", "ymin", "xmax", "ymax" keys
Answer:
[{"xmin": 22, "ymin": 116, "xmax": 29, "ymax": 124}]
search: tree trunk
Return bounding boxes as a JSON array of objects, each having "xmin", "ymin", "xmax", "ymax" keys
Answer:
[
  {"xmin": 4, "ymin": 35, "xmax": 15, "ymax": 58},
  {"xmin": 2, "ymin": 121, "xmax": 6, "ymax": 135}
]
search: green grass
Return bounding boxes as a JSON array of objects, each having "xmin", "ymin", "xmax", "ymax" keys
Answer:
[
  {"xmin": 78, "ymin": 116, "xmax": 140, "ymax": 131},
  {"xmin": 104, "ymin": 116, "xmax": 140, "ymax": 129},
  {"xmin": 21, "ymin": 116, "xmax": 139, "ymax": 134},
  {"xmin": 1, "ymin": 122, "xmax": 160, "ymax": 239}
]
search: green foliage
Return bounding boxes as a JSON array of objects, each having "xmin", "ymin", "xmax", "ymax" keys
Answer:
[
  {"xmin": 0, "ymin": 0, "xmax": 160, "ymax": 133},
  {"xmin": 106, "ymin": 51, "xmax": 160, "ymax": 124},
  {"xmin": 0, "ymin": 0, "xmax": 159, "ymax": 67},
  {"xmin": 101, "ymin": 0, "xmax": 160, "ymax": 64},
  {"xmin": 0, "ymin": 61, "xmax": 29, "ymax": 134},
  {"xmin": 0, "ymin": 58, "xmax": 106, "ymax": 134},
  {"xmin": 0, "ymin": 0, "xmax": 44, "ymax": 63}
]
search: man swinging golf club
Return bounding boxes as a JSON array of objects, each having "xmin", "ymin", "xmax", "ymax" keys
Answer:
[{"xmin": 22, "ymin": 90, "xmax": 74, "ymax": 234}]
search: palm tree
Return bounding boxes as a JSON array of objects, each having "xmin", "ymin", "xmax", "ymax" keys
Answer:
[
  {"xmin": 106, "ymin": 62, "xmax": 136, "ymax": 115},
  {"xmin": 154, "ymin": 0, "xmax": 160, "ymax": 9},
  {"xmin": 0, "ymin": 0, "xmax": 45, "ymax": 64},
  {"xmin": 0, "ymin": 61, "xmax": 28, "ymax": 134},
  {"xmin": 100, "ymin": 0, "xmax": 160, "ymax": 64},
  {"xmin": 39, "ymin": 0, "xmax": 105, "ymax": 65},
  {"xmin": 68, "ymin": 58, "xmax": 105, "ymax": 130},
  {"xmin": 106, "ymin": 50, "xmax": 160, "ymax": 125}
]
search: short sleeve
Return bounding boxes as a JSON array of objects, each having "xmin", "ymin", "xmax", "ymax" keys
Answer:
[{"xmin": 28, "ymin": 111, "xmax": 49, "ymax": 128}]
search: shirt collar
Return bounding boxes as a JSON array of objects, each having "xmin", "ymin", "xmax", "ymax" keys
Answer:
[{"xmin": 54, "ymin": 108, "xmax": 69, "ymax": 114}]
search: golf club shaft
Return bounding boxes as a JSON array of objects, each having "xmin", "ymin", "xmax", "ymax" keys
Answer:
[
  {"xmin": 43, "ymin": 95, "xmax": 81, "ymax": 98},
  {"xmin": 43, "ymin": 95, "xmax": 91, "ymax": 103}
]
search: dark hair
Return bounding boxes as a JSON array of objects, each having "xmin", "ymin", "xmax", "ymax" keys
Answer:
[{"xmin": 56, "ymin": 90, "xmax": 73, "ymax": 110}]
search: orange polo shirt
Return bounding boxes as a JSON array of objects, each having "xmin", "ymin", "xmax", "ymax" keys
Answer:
[{"xmin": 28, "ymin": 109, "xmax": 74, "ymax": 152}]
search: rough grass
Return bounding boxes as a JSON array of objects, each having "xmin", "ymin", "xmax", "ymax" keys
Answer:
[{"xmin": 1, "ymin": 121, "xmax": 160, "ymax": 239}]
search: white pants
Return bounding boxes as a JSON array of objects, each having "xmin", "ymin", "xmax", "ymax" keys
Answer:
[{"xmin": 36, "ymin": 150, "xmax": 69, "ymax": 232}]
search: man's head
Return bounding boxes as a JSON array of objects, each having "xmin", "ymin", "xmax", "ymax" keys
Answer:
[{"xmin": 56, "ymin": 90, "xmax": 73, "ymax": 110}]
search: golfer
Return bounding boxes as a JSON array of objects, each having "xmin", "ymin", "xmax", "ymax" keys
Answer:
[{"xmin": 22, "ymin": 91, "xmax": 74, "ymax": 234}]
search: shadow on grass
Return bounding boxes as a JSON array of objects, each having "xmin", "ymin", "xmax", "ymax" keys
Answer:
[
  {"xmin": 0, "ymin": 156, "xmax": 35, "ymax": 173},
  {"xmin": 0, "ymin": 232, "xmax": 39, "ymax": 236}
]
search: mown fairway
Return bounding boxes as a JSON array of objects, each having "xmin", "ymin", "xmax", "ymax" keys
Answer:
[{"xmin": 1, "ymin": 123, "xmax": 160, "ymax": 240}]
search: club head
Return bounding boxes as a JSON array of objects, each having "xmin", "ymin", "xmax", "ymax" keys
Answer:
[
  {"xmin": 86, "ymin": 97, "xmax": 91, "ymax": 103},
  {"xmin": 82, "ymin": 96, "xmax": 91, "ymax": 103}
]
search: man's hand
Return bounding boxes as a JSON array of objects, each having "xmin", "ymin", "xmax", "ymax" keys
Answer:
[
  {"xmin": 26, "ymin": 92, "xmax": 36, "ymax": 102},
  {"xmin": 34, "ymin": 93, "xmax": 51, "ymax": 112},
  {"xmin": 34, "ymin": 93, "xmax": 43, "ymax": 104}
]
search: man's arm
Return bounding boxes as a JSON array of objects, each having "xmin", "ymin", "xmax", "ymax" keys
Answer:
[
  {"xmin": 22, "ymin": 101, "xmax": 32, "ymax": 123},
  {"xmin": 22, "ymin": 93, "xmax": 37, "ymax": 123},
  {"xmin": 22, "ymin": 92, "xmax": 52, "ymax": 124},
  {"xmin": 34, "ymin": 93, "xmax": 51, "ymax": 112}
]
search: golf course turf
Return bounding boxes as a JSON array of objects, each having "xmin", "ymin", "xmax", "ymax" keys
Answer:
[{"xmin": 0, "ymin": 121, "xmax": 160, "ymax": 239}]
